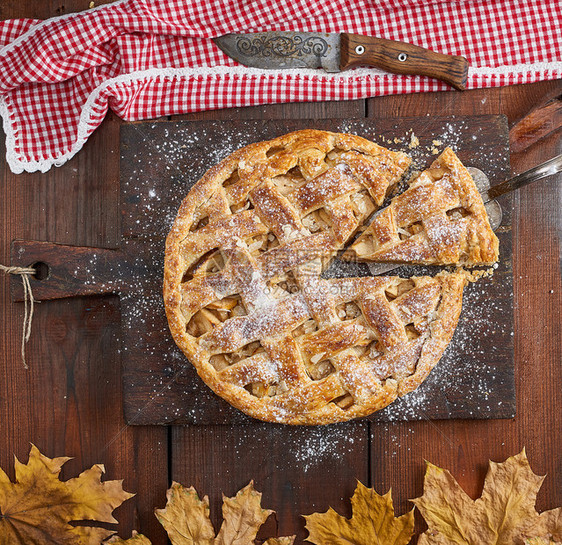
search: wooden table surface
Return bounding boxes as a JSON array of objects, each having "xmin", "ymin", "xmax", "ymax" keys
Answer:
[{"xmin": 1, "ymin": 2, "xmax": 561, "ymax": 543}]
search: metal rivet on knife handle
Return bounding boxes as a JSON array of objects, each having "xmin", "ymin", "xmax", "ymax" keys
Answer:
[{"xmin": 339, "ymin": 33, "xmax": 469, "ymax": 90}]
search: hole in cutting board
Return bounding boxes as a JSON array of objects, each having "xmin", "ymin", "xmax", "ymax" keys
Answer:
[{"xmin": 32, "ymin": 262, "xmax": 49, "ymax": 281}]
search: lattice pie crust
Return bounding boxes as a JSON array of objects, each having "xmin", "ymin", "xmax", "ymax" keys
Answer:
[
  {"xmin": 164, "ymin": 130, "xmax": 493, "ymax": 424},
  {"xmin": 345, "ymin": 147, "xmax": 499, "ymax": 265}
]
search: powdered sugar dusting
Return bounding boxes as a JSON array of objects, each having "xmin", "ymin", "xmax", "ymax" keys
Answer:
[
  {"xmin": 226, "ymin": 422, "xmax": 365, "ymax": 473},
  {"xmin": 118, "ymin": 117, "xmax": 514, "ymax": 425}
]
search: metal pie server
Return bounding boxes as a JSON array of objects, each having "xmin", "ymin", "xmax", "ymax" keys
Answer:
[
  {"xmin": 213, "ymin": 31, "xmax": 469, "ymax": 90},
  {"xmin": 467, "ymin": 152, "xmax": 562, "ymax": 231},
  {"xmin": 332, "ymin": 153, "xmax": 562, "ymax": 277}
]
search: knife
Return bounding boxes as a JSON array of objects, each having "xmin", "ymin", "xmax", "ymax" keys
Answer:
[{"xmin": 213, "ymin": 31, "xmax": 469, "ymax": 90}]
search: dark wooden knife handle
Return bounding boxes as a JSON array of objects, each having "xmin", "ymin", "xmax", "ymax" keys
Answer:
[{"xmin": 340, "ymin": 33, "xmax": 469, "ymax": 90}]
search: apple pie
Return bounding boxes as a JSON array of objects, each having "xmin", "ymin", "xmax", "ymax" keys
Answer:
[
  {"xmin": 345, "ymin": 147, "xmax": 500, "ymax": 265},
  {"xmin": 164, "ymin": 130, "xmax": 480, "ymax": 424}
]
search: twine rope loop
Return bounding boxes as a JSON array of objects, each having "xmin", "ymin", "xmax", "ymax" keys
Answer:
[{"xmin": 1, "ymin": 264, "xmax": 36, "ymax": 369}]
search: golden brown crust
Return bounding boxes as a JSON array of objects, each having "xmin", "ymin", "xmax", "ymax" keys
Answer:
[
  {"xmin": 164, "ymin": 130, "xmax": 468, "ymax": 424},
  {"xmin": 346, "ymin": 147, "xmax": 500, "ymax": 266}
]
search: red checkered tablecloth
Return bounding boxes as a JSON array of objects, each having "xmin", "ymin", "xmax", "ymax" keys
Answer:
[{"xmin": 0, "ymin": 0, "xmax": 560, "ymax": 173}]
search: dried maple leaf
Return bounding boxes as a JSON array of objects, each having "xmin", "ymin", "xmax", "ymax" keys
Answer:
[
  {"xmin": 154, "ymin": 480, "xmax": 295, "ymax": 545},
  {"xmin": 303, "ymin": 481, "xmax": 414, "ymax": 545},
  {"xmin": 107, "ymin": 531, "xmax": 152, "ymax": 544},
  {"xmin": 413, "ymin": 449, "xmax": 562, "ymax": 545},
  {"xmin": 0, "ymin": 444, "xmax": 134, "ymax": 545}
]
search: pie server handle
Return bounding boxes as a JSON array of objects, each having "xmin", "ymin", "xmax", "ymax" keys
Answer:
[
  {"xmin": 340, "ymin": 34, "xmax": 469, "ymax": 90},
  {"xmin": 483, "ymin": 153, "xmax": 562, "ymax": 202}
]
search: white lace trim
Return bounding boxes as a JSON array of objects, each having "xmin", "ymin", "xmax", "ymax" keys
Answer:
[{"xmin": 1, "ymin": 60, "xmax": 561, "ymax": 174}]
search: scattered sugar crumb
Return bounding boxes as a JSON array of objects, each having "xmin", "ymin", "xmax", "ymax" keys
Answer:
[
  {"xmin": 408, "ymin": 133, "xmax": 419, "ymax": 149},
  {"xmin": 454, "ymin": 266, "xmax": 497, "ymax": 283}
]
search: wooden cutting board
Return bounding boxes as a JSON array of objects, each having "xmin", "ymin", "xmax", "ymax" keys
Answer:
[{"xmin": 11, "ymin": 115, "xmax": 515, "ymax": 425}]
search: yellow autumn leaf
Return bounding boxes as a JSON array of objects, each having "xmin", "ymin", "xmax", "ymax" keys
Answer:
[
  {"xmin": 107, "ymin": 531, "xmax": 152, "ymax": 544},
  {"xmin": 0, "ymin": 444, "xmax": 134, "ymax": 545},
  {"xmin": 155, "ymin": 480, "xmax": 295, "ymax": 545},
  {"xmin": 303, "ymin": 481, "xmax": 414, "ymax": 545},
  {"xmin": 537, "ymin": 509, "xmax": 562, "ymax": 542},
  {"xmin": 413, "ymin": 449, "xmax": 562, "ymax": 544}
]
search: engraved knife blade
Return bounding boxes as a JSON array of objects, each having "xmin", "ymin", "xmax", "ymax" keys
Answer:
[{"xmin": 213, "ymin": 32, "xmax": 341, "ymax": 72}]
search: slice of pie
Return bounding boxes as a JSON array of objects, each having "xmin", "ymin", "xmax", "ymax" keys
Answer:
[
  {"xmin": 344, "ymin": 147, "xmax": 499, "ymax": 265},
  {"xmin": 164, "ymin": 131, "xmax": 483, "ymax": 424}
]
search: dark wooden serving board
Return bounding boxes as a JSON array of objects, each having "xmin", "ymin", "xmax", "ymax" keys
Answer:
[{"xmin": 11, "ymin": 115, "xmax": 515, "ymax": 425}]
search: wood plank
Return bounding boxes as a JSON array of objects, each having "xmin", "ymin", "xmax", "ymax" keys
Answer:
[
  {"xmin": 170, "ymin": 423, "xmax": 369, "ymax": 543},
  {"xmin": 167, "ymin": 102, "xmax": 371, "ymax": 545},
  {"xmin": 0, "ymin": 295, "xmax": 169, "ymax": 542},
  {"xmin": 509, "ymin": 103, "xmax": 562, "ymax": 515},
  {"xmin": 367, "ymin": 87, "xmax": 501, "ymax": 118},
  {"xmin": 366, "ymin": 80, "xmax": 562, "ymax": 123},
  {"xmin": 0, "ymin": 0, "xmax": 116, "ymax": 19},
  {"xmin": 173, "ymin": 100, "xmax": 366, "ymax": 121},
  {"xmin": 0, "ymin": 113, "xmax": 169, "ymax": 543},
  {"xmin": 0, "ymin": 0, "xmax": 164, "ymax": 540},
  {"xmin": 509, "ymin": 94, "xmax": 562, "ymax": 153},
  {"xmin": 368, "ymin": 84, "xmax": 562, "ymax": 536},
  {"xmin": 115, "ymin": 114, "xmax": 513, "ymax": 425}
]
